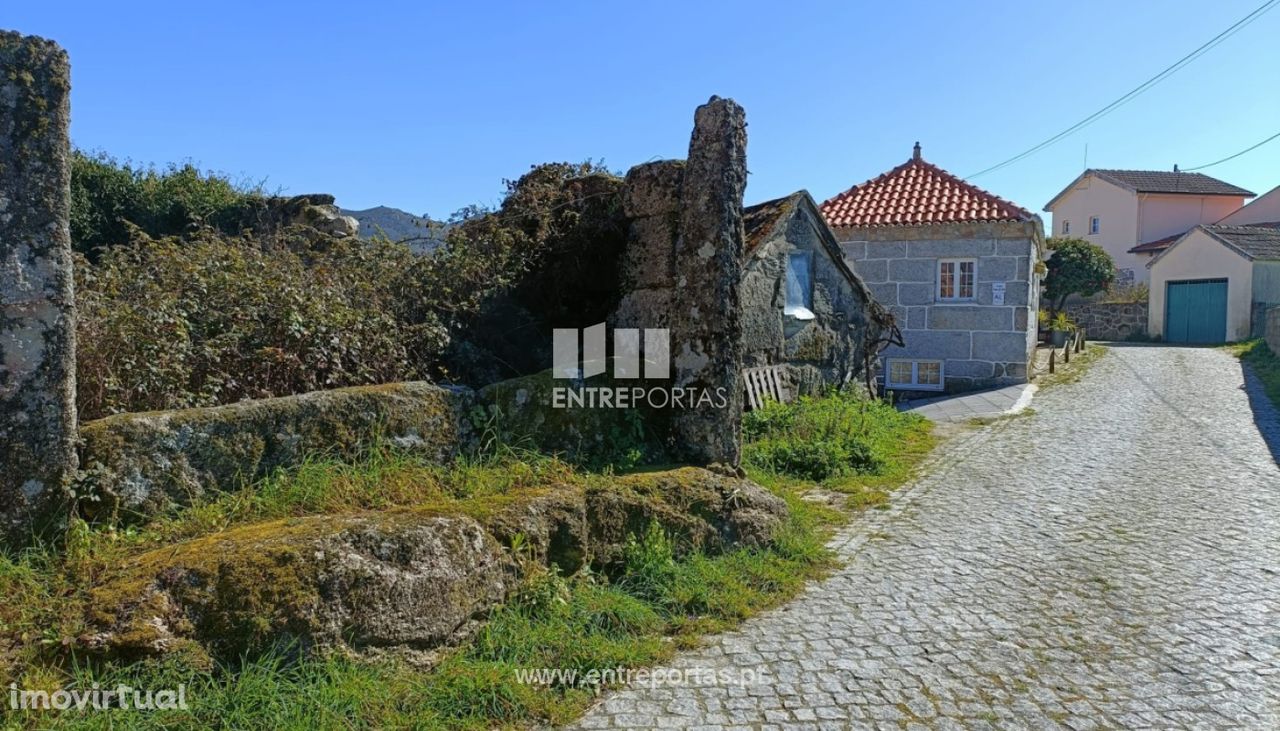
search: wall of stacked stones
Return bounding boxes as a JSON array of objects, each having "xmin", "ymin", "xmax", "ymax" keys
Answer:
[
  {"xmin": 1064, "ymin": 302, "xmax": 1149, "ymax": 341},
  {"xmin": 838, "ymin": 221, "xmax": 1039, "ymax": 391}
]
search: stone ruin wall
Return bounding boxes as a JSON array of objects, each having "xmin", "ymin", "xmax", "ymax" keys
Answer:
[
  {"xmin": 0, "ymin": 80, "xmax": 753, "ymax": 534},
  {"xmin": 611, "ymin": 97, "xmax": 747, "ymax": 467},
  {"xmin": 0, "ymin": 31, "xmax": 77, "ymax": 536}
]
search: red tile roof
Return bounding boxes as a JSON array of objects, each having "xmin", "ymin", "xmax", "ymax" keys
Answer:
[{"xmin": 820, "ymin": 146, "xmax": 1034, "ymax": 228}]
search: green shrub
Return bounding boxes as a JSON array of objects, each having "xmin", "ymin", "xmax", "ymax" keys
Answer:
[
  {"xmin": 742, "ymin": 390, "xmax": 920, "ymax": 484},
  {"xmin": 74, "ymin": 229, "xmax": 446, "ymax": 419},
  {"xmin": 1043, "ymin": 236, "xmax": 1115, "ymax": 312},
  {"xmin": 617, "ymin": 522, "xmax": 679, "ymax": 605},
  {"xmin": 71, "ymin": 151, "xmax": 266, "ymax": 257},
  {"xmin": 69, "ymin": 156, "xmax": 630, "ymax": 417},
  {"xmin": 743, "ymin": 437, "xmax": 878, "ymax": 482}
]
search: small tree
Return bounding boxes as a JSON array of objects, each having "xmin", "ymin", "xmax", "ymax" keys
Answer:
[{"xmin": 1043, "ymin": 237, "xmax": 1114, "ymax": 314}]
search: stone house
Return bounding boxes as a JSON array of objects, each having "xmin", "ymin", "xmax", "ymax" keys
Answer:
[
  {"xmin": 821, "ymin": 144, "xmax": 1044, "ymax": 394},
  {"xmin": 1043, "ymin": 169, "xmax": 1254, "ymax": 285},
  {"xmin": 741, "ymin": 191, "xmax": 885, "ymax": 393}
]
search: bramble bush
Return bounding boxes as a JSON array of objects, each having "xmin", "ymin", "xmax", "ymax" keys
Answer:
[
  {"xmin": 74, "ymin": 228, "xmax": 444, "ymax": 419},
  {"xmin": 72, "ymin": 156, "xmax": 626, "ymax": 419}
]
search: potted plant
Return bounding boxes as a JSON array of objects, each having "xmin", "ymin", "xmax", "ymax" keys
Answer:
[{"xmin": 1050, "ymin": 312, "xmax": 1075, "ymax": 347}]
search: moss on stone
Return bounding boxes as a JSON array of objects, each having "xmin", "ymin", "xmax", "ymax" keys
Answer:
[
  {"xmin": 76, "ymin": 381, "xmax": 476, "ymax": 523},
  {"xmin": 79, "ymin": 465, "xmax": 788, "ymax": 666}
]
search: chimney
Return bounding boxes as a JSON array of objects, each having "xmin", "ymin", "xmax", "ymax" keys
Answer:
[{"xmin": 912, "ymin": 141, "xmax": 922, "ymax": 161}]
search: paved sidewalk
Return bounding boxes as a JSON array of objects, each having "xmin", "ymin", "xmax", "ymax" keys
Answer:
[
  {"xmin": 899, "ymin": 383, "xmax": 1037, "ymax": 424},
  {"xmin": 569, "ymin": 345, "xmax": 1280, "ymax": 729}
]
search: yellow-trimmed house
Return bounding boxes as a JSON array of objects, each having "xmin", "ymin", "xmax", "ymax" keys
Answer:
[{"xmin": 1147, "ymin": 223, "xmax": 1280, "ymax": 343}]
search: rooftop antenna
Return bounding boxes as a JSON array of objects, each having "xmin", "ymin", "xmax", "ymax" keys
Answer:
[{"xmin": 1083, "ymin": 143, "xmax": 1088, "ymax": 170}]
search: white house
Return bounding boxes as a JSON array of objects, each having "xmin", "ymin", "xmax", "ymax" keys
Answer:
[
  {"xmin": 1043, "ymin": 169, "xmax": 1254, "ymax": 285},
  {"xmin": 1218, "ymin": 185, "xmax": 1280, "ymax": 226},
  {"xmin": 1147, "ymin": 223, "xmax": 1280, "ymax": 343}
]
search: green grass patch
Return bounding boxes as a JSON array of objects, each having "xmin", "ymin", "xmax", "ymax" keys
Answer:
[
  {"xmin": 1036, "ymin": 343, "xmax": 1106, "ymax": 389},
  {"xmin": 1227, "ymin": 338, "xmax": 1280, "ymax": 408},
  {"xmin": 742, "ymin": 390, "xmax": 934, "ymax": 508},
  {"xmin": 2, "ymin": 388, "xmax": 935, "ymax": 730},
  {"xmin": 6, "ymin": 508, "xmax": 830, "ymax": 730}
]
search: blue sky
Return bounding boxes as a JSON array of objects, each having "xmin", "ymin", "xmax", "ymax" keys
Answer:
[{"xmin": 9, "ymin": 1, "xmax": 1280, "ymax": 222}]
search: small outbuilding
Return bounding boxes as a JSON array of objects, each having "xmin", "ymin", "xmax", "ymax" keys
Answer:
[
  {"xmin": 1147, "ymin": 222, "xmax": 1280, "ymax": 343},
  {"xmin": 741, "ymin": 191, "xmax": 887, "ymax": 393}
]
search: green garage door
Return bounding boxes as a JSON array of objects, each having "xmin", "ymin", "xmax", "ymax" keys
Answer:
[{"xmin": 1165, "ymin": 279, "xmax": 1228, "ymax": 343}]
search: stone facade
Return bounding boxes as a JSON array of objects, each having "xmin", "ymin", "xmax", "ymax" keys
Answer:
[
  {"xmin": 1063, "ymin": 301, "xmax": 1148, "ymax": 341},
  {"xmin": 741, "ymin": 192, "xmax": 883, "ymax": 394},
  {"xmin": 0, "ymin": 32, "xmax": 77, "ymax": 536},
  {"xmin": 838, "ymin": 220, "xmax": 1043, "ymax": 394}
]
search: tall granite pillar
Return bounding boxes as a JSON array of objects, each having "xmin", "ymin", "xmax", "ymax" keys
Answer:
[
  {"xmin": 670, "ymin": 96, "xmax": 747, "ymax": 466},
  {"xmin": 0, "ymin": 31, "xmax": 77, "ymax": 535}
]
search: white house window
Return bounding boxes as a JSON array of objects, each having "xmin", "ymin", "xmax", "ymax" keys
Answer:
[
  {"xmin": 885, "ymin": 359, "xmax": 943, "ymax": 391},
  {"xmin": 937, "ymin": 259, "xmax": 975, "ymax": 301},
  {"xmin": 1090, "ymin": 216, "xmax": 1100, "ymax": 234},
  {"xmin": 1061, "ymin": 219, "xmax": 1070, "ymax": 234},
  {"xmin": 784, "ymin": 251, "xmax": 815, "ymax": 320}
]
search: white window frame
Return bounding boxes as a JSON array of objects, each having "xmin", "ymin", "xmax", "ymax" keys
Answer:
[
  {"xmin": 937, "ymin": 258, "xmax": 976, "ymax": 302},
  {"xmin": 1061, "ymin": 219, "xmax": 1070, "ymax": 235},
  {"xmin": 884, "ymin": 358, "xmax": 944, "ymax": 391},
  {"xmin": 1089, "ymin": 216, "xmax": 1100, "ymax": 234}
]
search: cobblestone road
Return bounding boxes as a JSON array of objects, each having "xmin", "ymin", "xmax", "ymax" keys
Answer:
[{"xmin": 570, "ymin": 346, "xmax": 1280, "ymax": 729}]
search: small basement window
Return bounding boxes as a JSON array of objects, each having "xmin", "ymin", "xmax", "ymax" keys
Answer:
[
  {"xmin": 886, "ymin": 359, "xmax": 943, "ymax": 391},
  {"xmin": 785, "ymin": 251, "xmax": 815, "ymax": 320},
  {"xmin": 937, "ymin": 258, "xmax": 975, "ymax": 301}
]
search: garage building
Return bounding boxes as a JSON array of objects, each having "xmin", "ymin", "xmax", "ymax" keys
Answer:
[{"xmin": 1147, "ymin": 223, "xmax": 1280, "ymax": 343}]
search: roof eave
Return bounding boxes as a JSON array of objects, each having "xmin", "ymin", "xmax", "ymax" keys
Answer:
[{"xmin": 1043, "ymin": 170, "xmax": 1115, "ymax": 212}]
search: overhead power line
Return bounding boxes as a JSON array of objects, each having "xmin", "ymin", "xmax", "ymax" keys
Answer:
[
  {"xmin": 965, "ymin": 0, "xmax": 1280, "ymax": 180},
  {"xmin": 1182, "ymin": 130, "xmax": 1280, "ymax": 171}
]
